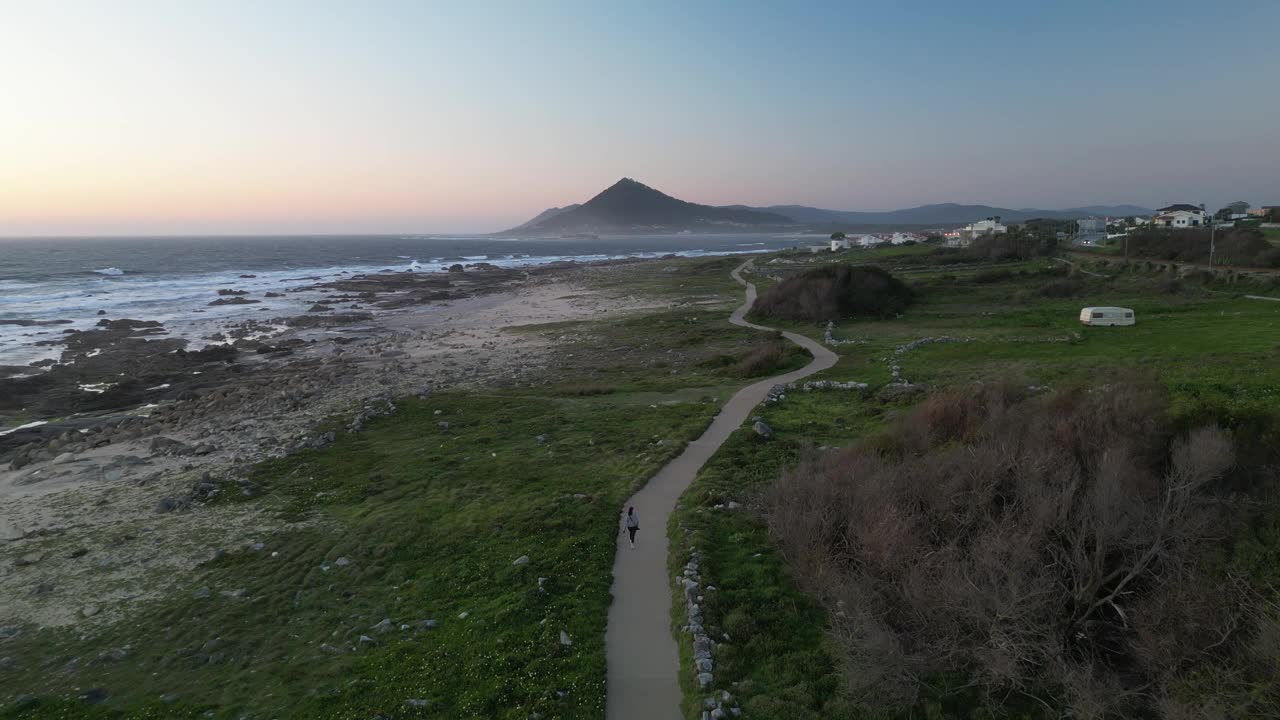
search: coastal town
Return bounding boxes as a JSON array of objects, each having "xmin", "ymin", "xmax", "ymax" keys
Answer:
[{"xmin": 820, "ymin": 201, "xmax": 1280, "ymax": 252}]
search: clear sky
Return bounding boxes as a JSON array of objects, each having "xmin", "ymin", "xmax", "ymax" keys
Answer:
[{"xmin": 2, "ymin": 0, "xmax": 1278, "ymax": 235}]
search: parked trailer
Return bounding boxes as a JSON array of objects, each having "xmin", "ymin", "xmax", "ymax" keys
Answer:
[{"xmin": 1079, "ymin": 306, "xmax": 1135, "ymax": 326}]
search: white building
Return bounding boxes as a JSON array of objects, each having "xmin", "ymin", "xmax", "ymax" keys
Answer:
[
  {"xmin": 1152, "ymin": 204, "xmax": 1206, "ymax": 229},
  {"xmin": 946, "ymin": 219, "xmax": 1007, "ymax": 247},
  {"xmin": 963, "ymin": 219, "xmax": 1007, "ymax": 237},
  {"xmin": 830, "ymin": 237, "xmax": 851, "ymax": 251}
]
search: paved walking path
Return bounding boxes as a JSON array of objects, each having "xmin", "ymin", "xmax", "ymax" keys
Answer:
[{"xmin": 604, "ymin": 260, "xmax": 839, "ymax": 720}]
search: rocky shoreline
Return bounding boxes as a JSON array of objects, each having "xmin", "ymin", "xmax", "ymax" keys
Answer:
[{"xmin": 0, "ymin": 261, "xmax": 632, "ymax": 628}]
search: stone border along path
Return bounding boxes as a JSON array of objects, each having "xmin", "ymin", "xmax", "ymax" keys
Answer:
[{"xmin": 604, "ymin": 259, "xmax": 838, "ymax": 720}]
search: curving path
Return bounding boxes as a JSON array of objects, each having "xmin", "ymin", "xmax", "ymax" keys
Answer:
[{"xmin": 604, "ymin": 260, "xmax": 839, "ymax": 719}]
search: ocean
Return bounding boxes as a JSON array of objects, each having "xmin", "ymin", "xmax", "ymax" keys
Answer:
[{"xmin": 0, "ymin": 233, "xmax": 810, "ymax": 366}]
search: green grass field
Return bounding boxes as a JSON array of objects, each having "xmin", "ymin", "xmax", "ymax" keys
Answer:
[
  {"xmin": 666, "ymin": 252, "xmax": 1280, "ymax": 717},
  {"xmin": 6, "ymin": 250, "xmax": 1277, "ymax": 718},
  {"xmin": 0, "ymin": 256, "xmax": 814, "ymax": 719}
]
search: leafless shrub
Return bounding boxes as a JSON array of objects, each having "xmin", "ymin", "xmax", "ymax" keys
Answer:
[{"xmin": 766, "ymin": 379, "xmax": 1271, "ymax": 716}]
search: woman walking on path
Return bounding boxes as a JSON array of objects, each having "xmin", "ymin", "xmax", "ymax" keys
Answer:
[{"xmin": 624, "ymin": 507, "xmax": 639, "ymax": 549}]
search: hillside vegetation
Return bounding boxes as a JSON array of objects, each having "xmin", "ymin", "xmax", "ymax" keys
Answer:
[
  {"xmin": 670, "ymin": 246, "xmax": 1280, "ymax": 719},
  {"xmin": 749, "ymin": 263, "xmax": 913, "ymax": 322},
  {"xmin": 769, "ymin": 380, "xmax": 1277, "ymax": 718}
]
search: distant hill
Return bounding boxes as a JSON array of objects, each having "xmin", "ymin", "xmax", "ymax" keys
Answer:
[
  {"xmin": 504, "ymin": 180, "xmax": 1153, "ymax": 235},
  {"xmin": 515, "ymin": 204, "xmax": 580, "ymax": 229},
  {"xmin": 503, "ymin": 179, "xmax": 792, "ymax": 235},
  {"xmin": 726, "ymin": 202, "xmax": 1155, "ymax": 225}
]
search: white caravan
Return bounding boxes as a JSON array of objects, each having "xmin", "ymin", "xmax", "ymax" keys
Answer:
[{"xmin": 1079, "ymin": 307, "xmax": 1135, "ymax": 326}]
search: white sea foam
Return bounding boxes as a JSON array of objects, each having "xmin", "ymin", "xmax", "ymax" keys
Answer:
[
  {"xmin": 0, "ymin": 420, "xmax": 48, "ymax": 436},
  {"xmin": 94, "ymin": 267, "xmax": 126, "ymax": 276}
]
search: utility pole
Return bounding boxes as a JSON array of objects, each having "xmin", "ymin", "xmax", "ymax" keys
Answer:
[
  {"xmin": 1202, "ymin": 203, "xmax": 1215, "ymax": 267},
  {"xmin": 1209, "ymin": 207, "xmax": 1216, "ymax": 267}
]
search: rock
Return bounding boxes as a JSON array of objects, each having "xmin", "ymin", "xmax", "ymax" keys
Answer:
[
  {"xmin": 319, "ymin": 643, "xmax": 341, "ymax": 654},
  {"xmin": 535, "ymin": 434, "xmax": 548, "ymax": 444},
  {"xmin": 697, "ymin": 672, "xmax": 714, "ymax": 689},
  {"xmin": 149, "ymin": 436, "xmax": 193, "ymax": 456},
  {"xmin": 308, "ymin": 303, "xmax": 334, "ymax": 312},
  {"xmin": 208, "ymin": 296, "xmax": 260, "ymax": 306},
  {"xmin": 370, "ymin": 618, "xmax": 394, "ymax": 633},
  {"xmin": 512, "ymin": 555, "xmax": 530, "ymax": 566},
  {"xmin": 358, "ymin": 634, "xmax": 376, "ymax": 645},
  {"xmin": 155, "ymin": 496, "xmax": 187, "ymax": 513},
  {"xmin": 81, "ymin": 604, "xmax": 101, "ymax": 618},
  {"xmin": 696, "ymin": 657, "xmax": 714, "ymax": 672},
  {"xmin": 192, "ymin": 586, "xmax": 211, "ymax": 599},
  {"xmin": 876, "ymin": 382, "xmax": 925, "ymax": 403},
  {"xmin": 416, "ymin": 619, "xmax": 438, "ymax": 630},
  {"xmin": 752, "ymin": 421, "xmax": 772, "ymax": 439},
  {"xmin": 406, "ymin": 699, "xmax": 430, "ymax": 708},
  {"xmin": 162, "ymin": 693, "xmax": 180, "ymax": 704},
  {"xmin": 334, "ymin": 556, "xmax": 351, "ymax": 567},
  {"xmin": 559, "ymin": 630, "xmax": 572, "ymax": 646},
  {"xmin": 15, "ymin": 551, "xmax": 44, "ymax": 567},
  {"xmin": 0, "ymin": 523, "xmax": 24, "ymax": 543},
  {"xmin": 52, "ymin": 452, "xmax": 77, "ymax": 465},
  {"xmin": 0, "ymin": 626, "xmax": 19, "ymax": 640},
  {"xmin": 457, "ymin": 611, "xmax": 469, "ymax": 620}
]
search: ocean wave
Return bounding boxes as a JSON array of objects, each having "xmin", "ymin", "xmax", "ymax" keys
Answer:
[
  {"xmin": 0, "ymin": 420, "xmax": 48, "ymax": 436},
  {"xmin": 94, "ymin": 267, "xmax": 126, "ymax": 276}
]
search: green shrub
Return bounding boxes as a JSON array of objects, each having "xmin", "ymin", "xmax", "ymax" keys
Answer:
[{"xmin": 750, "ymin": 264, "xmax": 914, "ymax": 322}]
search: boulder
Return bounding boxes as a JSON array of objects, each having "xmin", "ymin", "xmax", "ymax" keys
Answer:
[
  {"xmin": 15, "ymin": 551, "xmax": 43, "ymax": 567},
  {"xmin": 752, "ymin": 421, "xmax": 772, "ymax": 439}
]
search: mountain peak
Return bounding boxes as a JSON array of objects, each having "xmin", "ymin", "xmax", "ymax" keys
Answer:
[{"xmin": 502, "ymin": 178, "xmax": 790, "ymax": 234}]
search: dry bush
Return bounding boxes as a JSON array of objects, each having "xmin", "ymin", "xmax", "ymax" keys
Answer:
[
  {"xmin": 765, "ymin": 379, "xmax": 1272, "ymax": 716},
  {"xmin": 751, "ymin": 264, "xmax": 913, "ymax": 322},
  {"xmin": 730, "ymin": 340, "xmax": 794, "ymax": 377}
]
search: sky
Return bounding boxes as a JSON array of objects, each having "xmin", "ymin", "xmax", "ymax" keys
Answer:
[{"xmin": 2, "ymin": 0, "xmax": 1278, "ymax": 236}]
